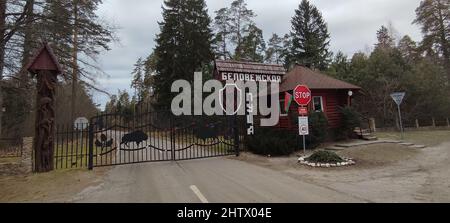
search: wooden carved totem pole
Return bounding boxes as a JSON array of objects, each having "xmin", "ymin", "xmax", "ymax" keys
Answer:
[{"xmin": 26, "ymin": 43, "xmax": 62, "ymax": 172}]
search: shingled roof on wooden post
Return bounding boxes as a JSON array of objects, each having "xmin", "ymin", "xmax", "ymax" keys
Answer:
[
  {"xmin": 25, "ymin": 43, "xmax": 63, "ymax": 172},
  {"xmin": 26, "ymin": 42, "xmax": 63, "ymax": 76},
  {"xmin": 214, "ymin": 59, "xmax": 286, "ymax": 76}
]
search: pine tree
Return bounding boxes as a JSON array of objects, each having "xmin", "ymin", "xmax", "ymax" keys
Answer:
[
  {"xmin": 153, "ymin": 0, "xmax": 214, "ymax": 109},
  {"xmin": 375, "ymin": 25, "xmax": 395, "ymax": 50},
  {"xmin": 131, "ymin": 58, "xmax": 145, "ymax": 102},
  {"xmin": 281, "ymin": 34, "xmax": 293, "ymax": 68},
  {"xmin": 288, "ymin": 0, "xmax": 331, "ymax": 70},
  {"xmin": 142, "ymin": 53, "xmax": 157, "ymax": 101},
  {"xmin": 234, "ymin": 24, "xmax": 265, "ymax": 62},
  {"xmin": 327, "ymin": 51, "xmax": 350, "ymax": 80},
  {"xmin": 212, "ymin": 0, "xmax": 257, "ymax": 61},
  {"xmin": 229, "ymin": 0, "xmax": 256, "ymax": 57},
  {"xmin": 414, "ymin": 0, "xmax": 450, "ymax": 80},
  {"xmin": 398, "ymin": 35, "xmax": 418, "ymax": 62},
  {"xmin": 40, "ymin": 0, "xmax": 114, "ymax": 122},
  {"xmin": 213, "ymin": 8, "xmax": 231, "ymax": 59},
  {"xmin": 265, "ymin": 33, "xmax": 284, "ymax": 64}
]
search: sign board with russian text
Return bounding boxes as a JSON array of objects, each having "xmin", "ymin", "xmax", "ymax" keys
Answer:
[{"xmin": 220, "ymin": 72, "xmax": 282, "ymax": 83}]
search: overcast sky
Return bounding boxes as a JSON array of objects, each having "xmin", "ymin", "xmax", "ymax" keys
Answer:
[{"xmin": 93, "ymin": 0, "xmax": 423, "ymax": 107}]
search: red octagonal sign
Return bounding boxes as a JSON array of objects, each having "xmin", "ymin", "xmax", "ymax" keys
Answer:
[{"xmin": 294, "ymin": 85, "xmax": 312, "ymax": 106}]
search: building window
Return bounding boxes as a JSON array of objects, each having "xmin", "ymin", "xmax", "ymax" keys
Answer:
[{"xmin": 313, "ymin": 96, "xmax": 324, "ymax": 112}]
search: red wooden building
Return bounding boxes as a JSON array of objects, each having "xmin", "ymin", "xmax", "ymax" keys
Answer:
[
  {"xmin": 214, "ymin": 60, "xmax": 361, "ymax": 129},
  {"xmin": 279, "ymin": 65, "xmax": 361, "ymax": 129}
]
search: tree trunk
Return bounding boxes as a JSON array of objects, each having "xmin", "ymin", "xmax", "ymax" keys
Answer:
[
  {"xmin": 436, "ymin": 2, "xmax": 450, "ymax": 80},
  {"xmin": 15, "ymin": 0, "xmax": 35, "ymax": 138},
  {"xmin": 0, "ymin": 0, "xmax": 6, "ymax": 137},
  {"xmin": 20, "ymin": 0, "xmax": 35, "ymax": 83},
  {"xmin": 223, "ymin": 33, "xmax": 227, "ymax": 59},
  {"xmin": 71, "ymin": 0, "xmax": 79, "ymax": 124},
  {"xmin": 33, "ymin": 71, "xmax": 57, "ymax": 172}
]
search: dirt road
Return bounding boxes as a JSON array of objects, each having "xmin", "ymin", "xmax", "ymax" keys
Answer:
[{"xmin": 236, "ymin": 142, "xmax": 450, "ymax": 202}]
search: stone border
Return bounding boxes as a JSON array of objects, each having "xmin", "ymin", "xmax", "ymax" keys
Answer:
[{"xmin": 298, "ymin": 155, "xmax": 356, "ymax": 168}]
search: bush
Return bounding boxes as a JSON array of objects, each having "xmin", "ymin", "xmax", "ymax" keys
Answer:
[
  {"xmin": 308, "ymin": 112, "xmax": 329, "ymax": 147},
  {"xmin": 306, "ymin": 150, "xmax": 344, "ymax": 164},
  {"xmin": 245, "ymin": 112, "xmax": 329, "ymax": 156},
  {"xmin": 336, "ymin": 106, "xmax": 362, "ymax": 140},
  {"xmin": 245, "ymin": 128, "xmax": 298, "ymax": 156}
]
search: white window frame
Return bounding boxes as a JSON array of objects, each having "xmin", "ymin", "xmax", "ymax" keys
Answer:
[{"xmin": 313, "ymin": 96, "xmax": 324, "ymax": 112}]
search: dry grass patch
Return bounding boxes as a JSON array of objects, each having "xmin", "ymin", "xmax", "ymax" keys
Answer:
[
  {"xmin": 336, "ymin": 143, "xmax": 420, "ymax": 168},
  {"xmin": 0, "ymin": 168, "xmax": 110, "ymax": 203},
  {"xmin": 376, "ymin": 130, "xmax": 450, "ymax": 147}
]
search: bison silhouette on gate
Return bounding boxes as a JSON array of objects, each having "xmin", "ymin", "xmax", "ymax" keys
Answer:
[{"xmin": 120, "ymin": 130, "xmax": 148, "ymax": 147}]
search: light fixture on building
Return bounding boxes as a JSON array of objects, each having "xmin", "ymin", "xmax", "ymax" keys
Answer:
[{"xmin": 348, "ymin": 90, "xmax": 353, "ymax": 97}]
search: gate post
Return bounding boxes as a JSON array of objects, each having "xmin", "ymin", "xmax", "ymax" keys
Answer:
[
  {"xmin": 233, "ymin": 115, "xmax": 240, "ymax": 157},
  {"xmin": 26, "ymin": 43, "xmax": 62, "ymax": 173},
  {"xmin": 88, "ymin": 119, "xmax": 94, "ymax": 170}
]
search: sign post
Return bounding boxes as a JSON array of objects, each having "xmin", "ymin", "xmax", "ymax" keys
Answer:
[
  {"xmin": 298, "ymin": 116, "xmax": 309, "ymax": 154},
  {"xmin": 74, "ymin": 117, "xmax": 89, "ymax": 139},
  {"xmin": 390, "ymin": 92, "xmax": 406, "ymax": 140},
  {"xmin": 294, "ymin": 85, "xmax": 312, "ymax": 154},
  {"xmin": 74, "ymin": 117, "xmax": 89, "ymax": 131}
]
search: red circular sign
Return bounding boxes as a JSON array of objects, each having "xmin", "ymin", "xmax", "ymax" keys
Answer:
[{"xmin": 294, "ymin": 85, "xmax": 312, "ymax": 106}]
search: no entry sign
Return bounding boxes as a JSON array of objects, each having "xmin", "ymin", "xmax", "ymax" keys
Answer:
[{"xmin": 294, "ymin": 85, "xmax": 312, "ymax": 106}]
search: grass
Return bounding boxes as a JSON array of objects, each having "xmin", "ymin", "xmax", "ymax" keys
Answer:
[
  {"xmin": 0, "ymin": 167, "xmax": 109, "ymax": 202},
  {"xmin": 54, "ymin": 143, "xmax": 89, "ymax": 169},
  {"xmin": 54, "ymin": 139, "xmax": 110, "ymax": 169},
  {"xmin": 376, "ymin": 130, "xmax": 450, "ymax": 147}
]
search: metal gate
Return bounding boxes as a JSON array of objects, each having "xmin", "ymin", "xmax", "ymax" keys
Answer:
[{"xmin": 87, "ymin": 110, "xmax": 240, "ymax": 169}]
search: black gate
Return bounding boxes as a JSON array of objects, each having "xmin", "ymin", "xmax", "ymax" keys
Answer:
[{"xmin": 86, "ymin": 110, "xmax": 240, "ymax": 169}]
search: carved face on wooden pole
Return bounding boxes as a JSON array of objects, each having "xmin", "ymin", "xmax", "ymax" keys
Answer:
[{"xmin": 26, "ymin": 43, "xmax": 62, "ymax": 172}]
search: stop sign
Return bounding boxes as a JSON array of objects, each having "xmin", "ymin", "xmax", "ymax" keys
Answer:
[{"xmin": 294, "ymin": 85, "xmax": 312, "ymax": 106}]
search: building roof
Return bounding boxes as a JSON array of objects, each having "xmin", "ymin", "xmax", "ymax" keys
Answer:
[
  {"xmin": 280, "ymin": 66, "xmax": 361, "ymax": 92},
  {"xmin": 214, "ymin": 59, "xmax": 286, "ymax": 76}
]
